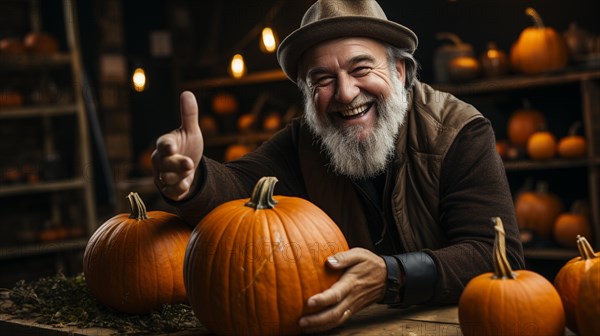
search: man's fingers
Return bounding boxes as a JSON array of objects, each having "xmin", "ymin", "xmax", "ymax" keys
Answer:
[
  {"xmin": 154, "ymin": 154, "xmax": 194, "ymax": 173},
  {"xmin": 155, "ymin": 134, "xmax": 177, "ymax": 156},
  {"xmin": 180, "ymin": 91, "xmax": 200, "ymax": 134}
]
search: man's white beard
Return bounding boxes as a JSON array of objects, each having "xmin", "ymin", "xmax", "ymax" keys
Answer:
[{"xmin": 303, "ymin": 69, "xmax": 409, "ymax": 179}]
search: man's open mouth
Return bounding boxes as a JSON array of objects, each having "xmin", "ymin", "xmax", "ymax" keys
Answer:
[{"xmin": 335, "ymin": 103, "xmax": 373, "ymax": 120}]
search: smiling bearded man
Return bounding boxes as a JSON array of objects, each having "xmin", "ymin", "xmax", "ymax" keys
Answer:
[{"xmin": 300, "ymin": 58, "xmax": 408, "ymax": 179}]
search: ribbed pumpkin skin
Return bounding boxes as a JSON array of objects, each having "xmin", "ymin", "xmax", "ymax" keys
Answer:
[
  {"xmin": 184, "ymin": 195, "xmax": 349, "ymax": 336},
  {"xmin": 459, "ymin": 271, "xmax": 565, "ymax": 336},
  {"xmin": 83, "ymin": 207, "xmax": 191, "ymax": 314},
  {"xmin": 554, "ymin": 240, "xmax": 599, "ymax": 333},
  {"xmin": 576, "ymin": 262, "xmax": 600, "ymax": 336}
]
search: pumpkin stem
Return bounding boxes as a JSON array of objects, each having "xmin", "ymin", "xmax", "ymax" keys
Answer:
[
  {"xmin": 245, "ymin": 176, "xmax": 279, "ymax": 210},
  {"xmin": 568, "ymin": 121, "xmax": 582, "ymax": 136},
  {"xmin": 525, "ymin": 7, "xmax": 545, "ymax": 29},
  {"xmin": 492, "ymin": 217, "xmax": 517, "ymax": 279},
  {"xmin": 127, "ymin": 192, "xmax": 149, "ymax": 220},
  {"xmin": 576, "ymin": 235, "xmax": 598, "ymax": 260}
]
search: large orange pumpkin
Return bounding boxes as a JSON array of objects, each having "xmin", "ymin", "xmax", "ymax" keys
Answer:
[
  {"xmin": 510, "ymin": 7, "xmax": 569, "ymax": 74},
  {"xmin": 507, "ymin": 101, "xmax": 547, "ymax": 148},
  {"xmin": 458, "ymin": 217, "xmax": 565, "ymax": 336},
  {"xmin": 514, "ymin": 180, "xmax": 564, "ymax": 239},
  {"xmin": 554, "ymin": 235, "xmax": 599, "ymax": 333},
  {"xmin": 83, "ymin": 192, "xmax": 191, "ymax": 314},
  {"xmin": 184, "ymin": 176, "xmax": 349, "ymax": 336},
  {"xmin": 576, "ymin": 260, "xmax": 600, "ymax": 335}
]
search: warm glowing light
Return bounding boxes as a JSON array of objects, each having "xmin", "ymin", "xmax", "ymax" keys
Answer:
[
  {"xmin": 229, "ymin": 54, "xmax": 246, "ymax": 79},
  {"xmin": 260, "ymin": 27, "xmax": 278, "ymax": 53},
  {"xmin": 132, "ymin": 68, "xmax": 146, "ymax": 92}
]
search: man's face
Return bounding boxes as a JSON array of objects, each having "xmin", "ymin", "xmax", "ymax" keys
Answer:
[{"xmin": 298, "ymin": 37, "xmax": 409, "ymax": 179}]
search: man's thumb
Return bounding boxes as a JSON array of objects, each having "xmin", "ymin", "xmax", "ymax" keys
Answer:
[{"xmin": 180, "ymin": 91, "xmax": 199, "ymax": 133}]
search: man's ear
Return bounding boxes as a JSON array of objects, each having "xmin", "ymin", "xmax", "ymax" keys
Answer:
[{"xmin": 395, "ymin": 58, "xmax": 406, "ymax": 84}]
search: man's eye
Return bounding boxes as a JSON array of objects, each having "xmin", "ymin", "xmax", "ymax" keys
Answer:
[
  {"xmin": 352, "ymin": 67, "xmax": 372, "ymax": 77},
  {"xmin": 313, "ymin": 76, "xmax": 334, "ymax": 86}
]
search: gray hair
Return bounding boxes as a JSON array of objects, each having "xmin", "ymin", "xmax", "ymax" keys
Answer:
[{"xmin": 387, "ymin": 45, "xmax": 419, "ymax": 88}]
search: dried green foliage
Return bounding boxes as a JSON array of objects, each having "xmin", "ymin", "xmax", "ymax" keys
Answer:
[{"xmin": 0, "ymin": 273, "xmax": 203, "ymax": 334}]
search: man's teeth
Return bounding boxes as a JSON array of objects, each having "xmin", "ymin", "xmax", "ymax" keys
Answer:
[{"xmin": 339, "ymin": 104, "xmax": 370, "ymax": 117}]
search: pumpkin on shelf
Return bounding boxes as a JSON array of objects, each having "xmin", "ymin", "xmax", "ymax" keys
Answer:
[
  {"xmin": 83, "ymin": 192, "xmax": 191, "ymax": 314},
  {"xmin": 527, "ymin": 129, "xmax": 557, "ymax": 160},
  {"xmin": 199, "ymin": 115, "xmax": 219, "ymax": 135},
  {"xmin": 262, "ymin": 111, "xmax": 282, "ymax": 131},
  {"xmin": 557, "ymin": 121, "xmax": 587, "ymax": 159},
  {"xmin": 553, "ymin": 200, "xmax": 592, "ymax": 249},
  {"xmin": 507, "ymin": 100, "xmax": 547, "ymax": 148},
  {"xmin": 576, "ymin": 260, "xmax": 600, "ymax": 335},
  {"xmin": 211, "ymin": 92, "xmax": 239, "ymax": 115},
  {"xmin": 237, "ymin": 113, "xmax": 258, "ymax": 132},
  {"xmin": 224, "ymin": 143, "xmax": 252, "ymax": 162},
  {"xmin": 183, "ymin": 176, "xmax": 349, "ymax": 336},
  {"xmin": 458, "ymin": 217, "xmax": 565, "ymax": 336},
  {"xmin": 514, "ymin": 180, "xmax": 564, "ymax": 240},
  {"xmin": 553, "ymin": 235, "xmax": 599, "ymax": 334},
  {"xmin": 24, "ymin": 32, "xmax": 59, "ymax": 54},
  {"xmin": 0, "ymin": 37, "xmax": 27, "ymax": 55},
  {"xmin": 510, "ymin": 7, "xmax": 569, "ymax": 74}
]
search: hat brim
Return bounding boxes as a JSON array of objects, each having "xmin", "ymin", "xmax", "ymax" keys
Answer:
[{"xmin": 277, "ymin": 16, "xmax": 418, "ymax": 83}]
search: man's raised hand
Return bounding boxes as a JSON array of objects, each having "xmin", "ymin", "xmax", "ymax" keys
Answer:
[{"xmin": 152, "ymin": 91, "xmax": 204, "ymax": 201}]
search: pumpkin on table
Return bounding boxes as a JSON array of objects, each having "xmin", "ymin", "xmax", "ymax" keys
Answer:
[
  {"xmin": 184, "ymin": 176, "xmax": 349, "ymax": 336},
  {"xmin": 83, "ymin": 192, "xmax": 191, "ymax": 314},
  {"xmin": 458, "ymin": 217, "xmax": 565, "ymax": 336},
  {"xmin": 510, "ymin": 7, "xmax": 569, "ymax": 74},
  {"xmin": 554, "ymin": 235, "xmax": 599, "ymax": 333},
  {"xmin": 576, "ymin": 260, "xmax": 600, "ymax": 336}
]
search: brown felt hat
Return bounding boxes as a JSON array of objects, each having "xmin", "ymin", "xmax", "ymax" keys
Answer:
[{"xmin": 277, "ymin": 0, "xmax": 418, "ymax": 82}]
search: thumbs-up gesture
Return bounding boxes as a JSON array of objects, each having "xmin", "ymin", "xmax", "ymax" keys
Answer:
[{"xmin": 152, "ymin": 91, "xmax": 204, "ymax": 201}]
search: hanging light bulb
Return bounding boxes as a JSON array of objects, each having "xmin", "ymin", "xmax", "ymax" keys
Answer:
[
  {"xmin": 229, "ymin": 53, "xmax": 246, "ymax": 79},
  {"xmin": 260, "ymin": 26, "xmax": 279, "ymax": 53},
  {"xmin": 132, "ymin": 67, "xmax": 146, "ymax": 92}
]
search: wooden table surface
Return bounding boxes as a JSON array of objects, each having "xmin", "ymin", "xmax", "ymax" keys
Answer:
[{"xmin": 0, "ymin": 304, "xmax": 460, "ymax": 336}]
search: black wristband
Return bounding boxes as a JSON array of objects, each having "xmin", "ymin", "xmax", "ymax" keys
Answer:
[{"xmin": 378, "ymin": 255, "xmax": 401, "ymax": 304}]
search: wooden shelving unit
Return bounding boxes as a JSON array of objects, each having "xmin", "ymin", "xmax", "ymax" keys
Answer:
[
  {"xmin": 0, "ymin": 0, "xmax": 97, "ymax": 262},
  {"xmin": 434, "ymin": 67, "xmax": 600, "ymax": 260}
]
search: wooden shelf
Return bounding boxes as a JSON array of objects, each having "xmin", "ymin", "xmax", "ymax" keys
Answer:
[
  {"xmin": 179, "ymin": 69, "xmax": 287, "ymax": 90},
  {"xmin": 204, "ymin": 131, "xmax": 276, "ymax": 147},
  {"xmin": 502, "ymin": 158, "xmax": 598, "ymax": 171},
  {"xmin": 0, "ymin": 238, "xmax": 88, "ymax": 260},
  {"xmin": 523, "ymin": 247, "xmax": 579, "ymax": 260},
  {"xmin": 0, "ymin": 178, "xmax": 86, "ymax": 197},
  {"xmin": 0, "ymin": 104, "xmax": 77, "ymax": 119},
  {"xmin": 0, "ymin": 53, "xmax": 71, "ymax": 71},
  {"xmin": 433, "ymin": 68, "xmax": 600, "ymax": 95}
]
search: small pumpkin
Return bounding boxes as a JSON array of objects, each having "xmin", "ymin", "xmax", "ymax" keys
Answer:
[
  {"xmin": 83, "ymin": 192, "xmax": 191, "ymax": 314},
  {"xmin": 0, "ymin": 37, "xmax": 27, "ymax": 55},
  {"xmin": 557, "ymin": 121, "xmax": 587, "ymax": 159},
  {"xmin": 224, "ymin": 143, "xmax": 252, "ymax": 162},
  {"xmin": 459, "ymin": 217, "xmax": 565, "ymax": 336},
  {"xmin": 510, "ymin": 7, "xmax": 569, "ymax": 74},
  {"xmin": 0, "ymin": 90, "xmax": 24, "ymax": 108},
  {"xmin": 576, "ymin": 260, "xmax": 600, "ymax": 335},
  {"xmin": 514, "ymin": 180, "xmax": 564, "ymax": 239},
  {"xmin": 263, "ymin": 111, "xmax": 282, "ymax": 131},
  {"xmin": 237, "ymin": 113, "xmax": 257, "ymax": 132},
  {"xmin": 527, "ymin": 130, "xmax": 557, "ymax": 160},
  {"xmin": 199, "ymin": 115, "xmax": 219, "ymax": 135},
  {"xmin": 507, "ymin": 100, "xmax": 547, "ymax": 148},
  {"xmin": 553, "ymin": 200, "xmax": 592, "ymax": 249},
  {"xmin": 554, "ymin": 235, "xmax": 599, "ymax": 333},
  {"xmin": 211, "ymin": 92, "xmax": 239, "ymax": 115},
  {"xmin": 184, "ymin": 176, "xmax": 349, "ymax": 336},
  {"xmin": 24, "ymin": 32, "xmax": 59, "ymax": 54}
]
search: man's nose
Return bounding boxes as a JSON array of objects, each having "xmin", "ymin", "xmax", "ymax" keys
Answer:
[{"xmin": 334, "ymin": 74, "xmax": 360, "ymax": 104}]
